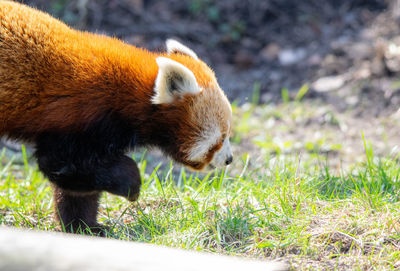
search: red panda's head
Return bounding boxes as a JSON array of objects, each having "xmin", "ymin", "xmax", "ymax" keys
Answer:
[{"xmin": 151, "ymin": 40, "xmax": 233, "ymax": 171}]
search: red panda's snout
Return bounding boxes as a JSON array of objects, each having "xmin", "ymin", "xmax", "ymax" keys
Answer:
[
  {"xmin": 179, "ymin": 127, "xmax": 233, "ymax": 172},
  {"xmin": 182, "ymin": 121, "xmax": 233, "ymax": 172},
  {"xmin": 209, "ymin": 138, "xmax": 234, "ymax": 169},
  {"xmin": 151, "ymin": 40, "xmax": 233, "ymax": 171}
]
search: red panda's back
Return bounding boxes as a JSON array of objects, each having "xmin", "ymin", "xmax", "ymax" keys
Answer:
[
  {"xmin": 0, "ymin": 1, "xmax": 74, "ymax": 76},
  {"xmin": 0, "ymin": 1, "xmax": 75, "ymax": 134},
  {"xmin": 0, "ymin": 1, "xmax": 129, "ymax": 136},
  {"xmin": 0, "ymin": 1, "xmax": 158, "ymax": 138}
]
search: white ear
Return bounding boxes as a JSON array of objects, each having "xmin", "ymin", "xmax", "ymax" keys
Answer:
[
  {"xmin": 166, "ymin": 39, "xmax": 198, "ymax": 59},
  {"xmin": 152, "ymin": 57, "xmax": 200, "ymax": 104}
]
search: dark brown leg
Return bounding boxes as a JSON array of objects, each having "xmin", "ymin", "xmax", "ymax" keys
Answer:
[
  {"xmin": 52, "ymin": 185, "xmax": 102, "ymax": 234},
  {"xmin": 97, "ymin": 156, "xmax": 141, "ymax": 202}
]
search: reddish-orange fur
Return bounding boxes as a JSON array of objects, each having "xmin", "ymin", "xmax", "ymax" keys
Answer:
[
  {"xmin": 0, "ymin": 1, "xmax": 232, "ymax": 171},
  {"xmin": 0, "ymin": 1, "xmax": 218, "ymax": 138},
  {"xmin": 0, "ymin": 1, "xmax": 233, "ymax": 232}
]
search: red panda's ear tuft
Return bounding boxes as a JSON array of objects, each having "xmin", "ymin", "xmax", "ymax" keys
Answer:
[
  {"xmin": 152, "ymin": 57, "xmax": 200, "ymax": 104},
  {"xmin": 166, "ymin": 39, "xmax": 198, "ymax": 59}
]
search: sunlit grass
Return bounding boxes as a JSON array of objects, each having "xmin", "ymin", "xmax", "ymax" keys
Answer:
[{"xmin": 1, "ymin": 102, "xmax": 400, "ymax": 270}]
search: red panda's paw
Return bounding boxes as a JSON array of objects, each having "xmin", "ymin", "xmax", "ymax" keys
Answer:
[
  {"xmin": 126, "ymin": 188, "xmax": 140, "ymax": 202},
  {"xmin": 95, "ymin": 156, "xmax": 142, "ymax": 201},
  {"xmin": 52, "ymin": 186, "xmax": 102, "ymax": 235},
  {"xmin": 124, "ymin": 157, "xmax": 141, "ymax": 202}
]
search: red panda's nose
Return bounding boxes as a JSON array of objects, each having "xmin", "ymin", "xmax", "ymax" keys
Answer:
[{"xmin": 225, "ymin": 155, "xmax": 233, "ymax": 165}]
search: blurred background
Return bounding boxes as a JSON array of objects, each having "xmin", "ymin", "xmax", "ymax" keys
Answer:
[
  {"xmin": 16, "ymin": 0, "xmax": 396, "ymax": 106},
  {"xmin": 8, "ymin": 0, "xmax": 400, "ymax": 171}
]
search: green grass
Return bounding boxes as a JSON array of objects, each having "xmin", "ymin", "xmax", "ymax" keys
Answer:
[{"xmin": 1, "ymin": 102, "xmax": 400, "ymax": 270}]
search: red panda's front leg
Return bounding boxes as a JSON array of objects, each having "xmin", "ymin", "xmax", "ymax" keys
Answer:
[
  {"xmin": 52, "ymin": 185, "xmax": 102, "ymax": 233},
  {"xmin": 94, "ymin": 155, "xmax": 142, "ymax": 202},
  {"xmin": 35, "ymin": 131, "xmax": 142, "ymax": 233},
  {"xmin": 48, "ymin": 157, "xmax": 141, "ymax": 234}
]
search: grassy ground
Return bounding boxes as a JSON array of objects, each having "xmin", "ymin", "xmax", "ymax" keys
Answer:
[{"xmin": 1, "ymin": 101, "xmax": 400, "ymax": 270}]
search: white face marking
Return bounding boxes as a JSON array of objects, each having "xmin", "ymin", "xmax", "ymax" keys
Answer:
[
  {"xmin": 187, "ymin": 125, "xmax": 221, "ymax": 162},
  {"xmin": 209, "ymin": 120, "xmax": 232, "ymax": 169},
  {"xmin": 210, "ymin": 137, "xmax": 232, "ymax": 168}
]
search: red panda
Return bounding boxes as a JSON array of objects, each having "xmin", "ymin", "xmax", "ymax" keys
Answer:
[{"xmin": 0, "ymin": 1, "xmax": 233, "ymax": 233}]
